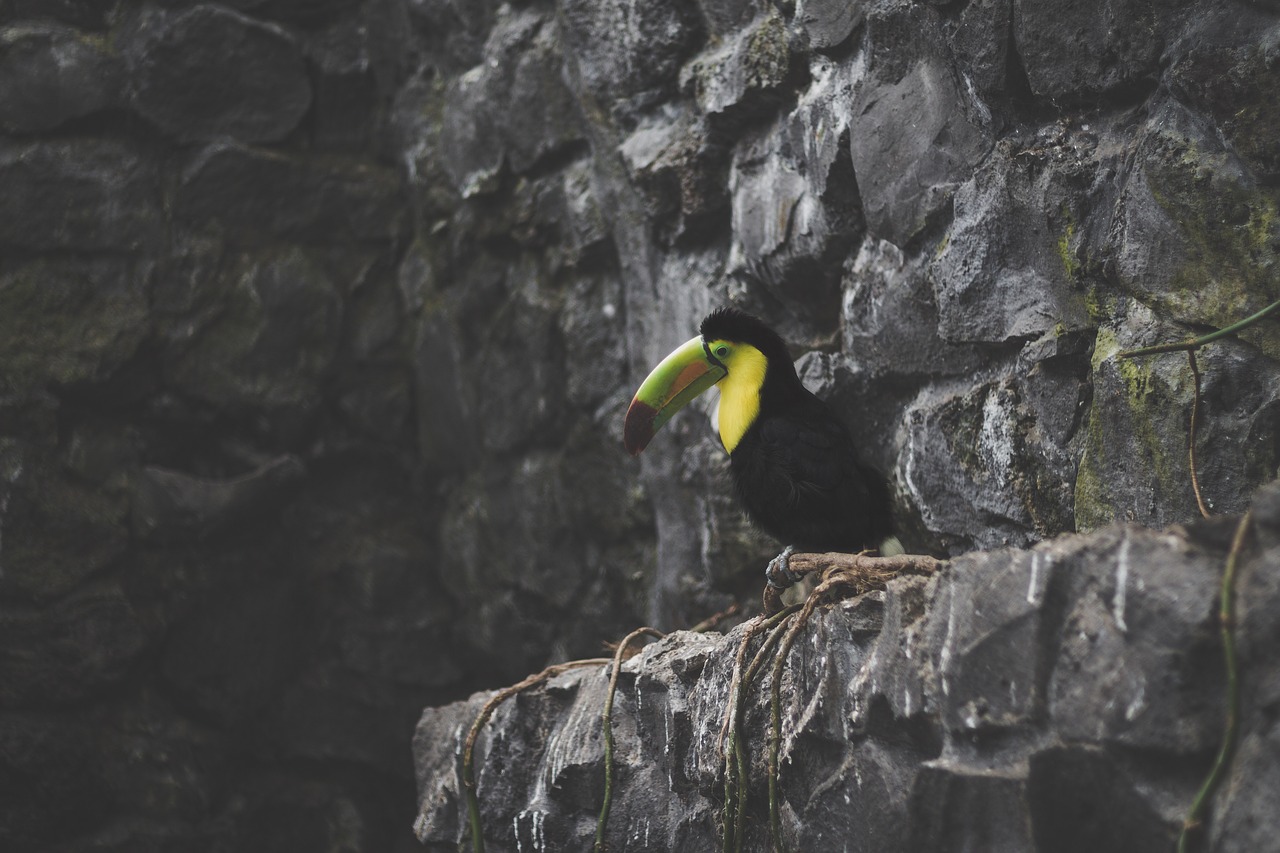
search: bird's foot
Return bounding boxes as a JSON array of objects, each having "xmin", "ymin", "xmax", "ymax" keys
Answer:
[{"xmin": 765, "ymin": 545, "xmax": 802, "ymax": 590}]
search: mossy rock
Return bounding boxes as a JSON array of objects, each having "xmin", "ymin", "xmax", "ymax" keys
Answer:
[
  {"xmin": 0, "ymin": 258, "xmax": 148, "ymax": 397},
  {"xmin": 1127, "ymin": 105, "xmax": 1280, "ymax": 360}
]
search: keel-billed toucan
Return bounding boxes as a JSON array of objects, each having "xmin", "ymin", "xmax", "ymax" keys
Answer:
[{"xmin": 624, "ymin": 308, "xmax": 898, "ymax": 588}]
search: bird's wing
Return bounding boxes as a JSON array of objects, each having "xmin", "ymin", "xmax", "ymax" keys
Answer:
[{"xmin": 754, "ymin": 413, "xmax": 852, "ymax": 505}]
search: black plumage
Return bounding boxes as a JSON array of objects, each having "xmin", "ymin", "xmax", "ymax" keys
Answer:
[{"xmin": 699, "ymin": 308, "xmax": 894, "ymax": 554}]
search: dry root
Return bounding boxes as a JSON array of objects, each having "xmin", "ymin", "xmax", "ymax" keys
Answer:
[{"xmin": 762, "ymin": 551, "xmax": 945, "ymax": 615}]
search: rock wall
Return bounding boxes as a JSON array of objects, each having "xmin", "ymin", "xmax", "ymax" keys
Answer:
[
  {"xmin": 1, "ymin": 0, "xmax": 1278, "ymax": 851},
  {"xmin": 414, "ymin": 484, "xmax": 1280, "ymax": 852},
  {"xmin": 2, "ymin": 3, "xmax": 443, "ymax": 852}
]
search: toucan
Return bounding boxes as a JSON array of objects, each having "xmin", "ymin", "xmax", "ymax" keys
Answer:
[{"xmin": 623, "ymin": 307, "xmax": 898, "ymax": 588}]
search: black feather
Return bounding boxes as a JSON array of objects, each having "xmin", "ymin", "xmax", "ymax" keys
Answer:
[{"xmin": 703, "ymin": 308, "xmax": 894, "ymax": 552}]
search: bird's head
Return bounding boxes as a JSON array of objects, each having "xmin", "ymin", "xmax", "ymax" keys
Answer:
[{"xmin": 623, "ymin": 307, "xmax": 794, "ymax": 456}]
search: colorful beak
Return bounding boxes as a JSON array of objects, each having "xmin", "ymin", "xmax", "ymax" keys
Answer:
[{"xmin": 623, "ymin": 335, "xmax": 726, "ymax": 456}]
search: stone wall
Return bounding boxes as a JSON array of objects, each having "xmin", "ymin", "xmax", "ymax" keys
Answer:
[
  {"xmin": 1, "ymin": 0, "xmax": 1278, "ymax": 851},
  {"xmin": 3, "ymin": 2, "xmax": 446, "ymax": 851},
  {"xmin": 414, "ymin": 484, "xmax": 1280, "ymax": 852}
]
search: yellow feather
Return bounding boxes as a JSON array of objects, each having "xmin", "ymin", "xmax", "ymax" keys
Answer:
[{"xmin": 715, "ymin": 344, "xmax": 768, "ymax": 453}]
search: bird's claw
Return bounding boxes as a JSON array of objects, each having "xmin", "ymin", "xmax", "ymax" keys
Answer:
[{"xmin": 765, "ymin": 545, "xmax": 802, "ymax": 590}]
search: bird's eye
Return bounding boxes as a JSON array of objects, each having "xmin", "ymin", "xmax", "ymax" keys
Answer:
[{"xmin": 715, "ymin": 345, "xmax": 729, "ymax": 358}]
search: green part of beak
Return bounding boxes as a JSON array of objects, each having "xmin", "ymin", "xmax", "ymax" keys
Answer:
[{"xmin": 623, "ymin": 335, "xmax": 727, "ymax": 456}]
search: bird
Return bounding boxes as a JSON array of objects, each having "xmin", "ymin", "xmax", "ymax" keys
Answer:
[{"xmin": 623, "ymin": 307, "xmax": 899, "ymax": 590}]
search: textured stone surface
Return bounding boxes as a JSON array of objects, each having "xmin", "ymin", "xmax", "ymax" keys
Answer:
[
  {"xmin": 413, "ymin": 490, "xmax": 1280, "ymax": 851},
  {"xmin": 0, "ymin": 257, "xmax": 149, "ymax": 397},
  {"xmin": 851, "ymin": 3, "xmax": 992, "ymax": 246},
  {"xmin": 165, "ymin": 247, "xmax": 345, "ymax": 411},
  {"xmin": 0, "ymin": 24, "xmax": 122, "ymax": 133},
  {"xmin": 125, "ymin": 4, "xmax": 312, "ymax": 143},
  {"xmin": 1013, "ymin": 0, "xmax": 1177, "ymax": 102},
  {"xmin": 2, "ymin": 0, "xmax": 1278, "ymax": 851},
  {"xmin": 558, "ymin": 0, "xmax": 702, "ymax": 114},
  {"xmin": 175, "ymin": 143, "xmax": 404, "ymax": 243},
  {"xmin": 0, "ymin": 140, "xmax": 160, "ymax": 252},
  {"xmin": 438, "ymin": 8, "xmax": 584, "ymax": 197}
]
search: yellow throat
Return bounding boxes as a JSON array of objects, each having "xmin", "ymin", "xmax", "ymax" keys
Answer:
[{"xmin": 715, "ymin": 343, "xmax": 768, "ymax": 453}]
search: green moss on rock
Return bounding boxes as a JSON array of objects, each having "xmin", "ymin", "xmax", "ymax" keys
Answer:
[
  {"xmin": 1143, "ymin": 130, "xmax": 1280, "ymax": 359},
  {"xmin": 0, "ymin": 259, "xmax": 148, "ymax": 396},
  {"xmin": 1075, "ymin": 325, "xmax": 1197, "ymax": 530}
]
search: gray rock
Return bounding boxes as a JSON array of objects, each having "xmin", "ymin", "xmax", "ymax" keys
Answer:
[
  {"xmin": 1012, "ymin": 0, "xmax": 1180, "ymax": 103},
  {"xmin": 176, "ymin": 143, "xmax": 405, "ymax": 244},
  {"xmin": 558, "ymin": 0, "xmax": 702, "ymax": 115},
  {"xmin": 929, "ymin": 139, "xmax": 1093, "ymax": 344},
  {"xmin": 0, "ymin": 442, "xmax": 130, "ymax": 603},
  {"xmin": 165, "ymin": 247, "xmax": 344, "ymax": 412},
  {"xmin": 0, "ymin": 24, "xmax": 121, "ymax": 133},
  {"xmin": 0, "ymin": 0, "xmax": 118, "ymax": 29},
  {"xmin": 1167, "ymin": 13, "xmax": 1280, "ymax": 180},
  {"xmin": 404, "ymin": 0, "xmax": 499, "ymax": 72},
  {"xmin": 560, "ymin": 271, "xmax": 628, "ymax": 409},
  {"xmin": 131, "ymin": 455, "xmax": 306, "ymax": 543},
  {"xmin": 0, "ymin": 713, "xmax": 113, "ymax": 850},
  {"xmin": 0, "ymin": 582, "xmax": 149, "ymax": 707},
  {"xmin": 1075, "ymin": 304, "xmax": 1280, "ymax": 531},
  {"xmin": 795, "ymin": 0, "xmax": 865, "ymax": 50},
  {"xmin": 726, "ymin": 56, "xmax": 862, "ymax": 313},
  {"xmin": 0, "ymin": 139, "xmax": 160, "ymax": 252},
  {"xmin": 521, "ymin": 158, "xmax": 613, "ymax": 266},
  {"xmin": 893, "ymin": 331, "xmax": 1090, "ymax": 556},
  {"xmin": 948, "ymin": 0, "xmax": 1012, "ymax": 100},
  {"xmin": 244, "ymin": 0, "xmax": 366, "ymax": 26},
  {"xmin": 414, "ymin": 307, "xmax": 478, "ymax": 473},
  {"xmin": 619, "ymin": 110, "xmax": 729, "ymax": 240},
  {"xmin": 0, "ymin": 256, "xmax": 149, "ymax": 397},
  {"xmin": 463, "ymin": 279, "xmax": 566, "ymax": 454},
  {"xmin": 851, "ymin": 4, "xmax": 992, "ymax": 246},
  {"xmin": 1104, "ymin": 97, "xmax": 1280, "ymax": 362},
  {"xmin": 302, "ymin": 14, "xmax": 382, "ymax": 154},
  {"xmin": 125, "ymin": 5, "xmax": 312, "ymax": 143},
  {"xmin": 437, "ymin": 422, "xmax": 652, "ymax": 676},
  {"xmin": 390, "ymin": 70, "xmax": 459, "ymax": 218},
  {"xmin": 684, "ymin": 10, "xmax": 794, "ymax": 123},
  {"xmin": 695, "ymin": 0, "xmax": 763, "ymax": 39},
  {"xmin": 160, "ymin": 576, "xmax": 309, "ymax": 727},
  {"xmin": 899, "ymin": 378, "xmax": 1044, "ymax": 553},
  {"xmin": 439, "ymin": 8, "xmax": 584, "ymax": 197},
  {"xmin": 841, "ymin": 238, "xmax": 990, "ymax": 382},
  {"xmin": 1214, "ymin": 485, "xmax": 1280, "ymax": 851},
  {"xmin": 413, "ymin": 506, "xmax": 1264, "ymax": 850},
  {"xmin": 94, "ymin": 691, "xmax": 228, "ymax": 826}
]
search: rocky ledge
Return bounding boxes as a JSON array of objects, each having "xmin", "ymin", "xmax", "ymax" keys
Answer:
[{"xmin": 414, "ymin": 482, "xmax": 1280, "ymax": 852}]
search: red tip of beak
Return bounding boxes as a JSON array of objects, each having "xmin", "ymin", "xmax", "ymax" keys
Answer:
[{"xmin": 623, "ymin": 398, "xmax": 658, "ymax": 456}]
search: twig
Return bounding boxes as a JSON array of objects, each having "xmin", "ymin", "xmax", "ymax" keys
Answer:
[
  {"xmin": 733, "ymin": 609, "xmax": 801, "ymax": 852},
  {"xmin": 717, "ymin": 607, "xmax": 801, "ymax": 853},
  {"xmin": 462, "ymin": 658, "xmax": 611, "ymax": 853},
  {"xmin": 689, "ymin": 601, "xmax": 743, "ymax": 634},
  {"xmin": 721, "ymin": 632, "xmax": 751, "ymax": 853},
  {"xmin": 721, "ymin": 616, "xmax": 771, "ymax": 853},
  {"xmin": 1177, "ymin": 510, "xmax": 1253, "ymax": 853},
  {"xmin": 1118, "ymin": 297, "xmax": 1280, "ymax": 358},
  {"xmin": 763, "ymin": 552, "xmax": 945, "ymax": 615},
  {"xmin": 1114, "ymin": 298, "xmax": 1280, "ymax": 520},
  {"xmin": 596, "ymin": 627, "xmax": 665, "ymax": 852},
  {"xmin": 767, "ymin": 571, "xmax": 868, "ymax": 851},
  {"xmin": 1187, "ymin": 350, "xmax": 1211, "ymax": 519}
]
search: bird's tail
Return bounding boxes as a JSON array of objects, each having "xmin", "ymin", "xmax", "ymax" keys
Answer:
[{"xmin": 879, "ymin": 535, "xmax": 906, "ymax": 557}]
